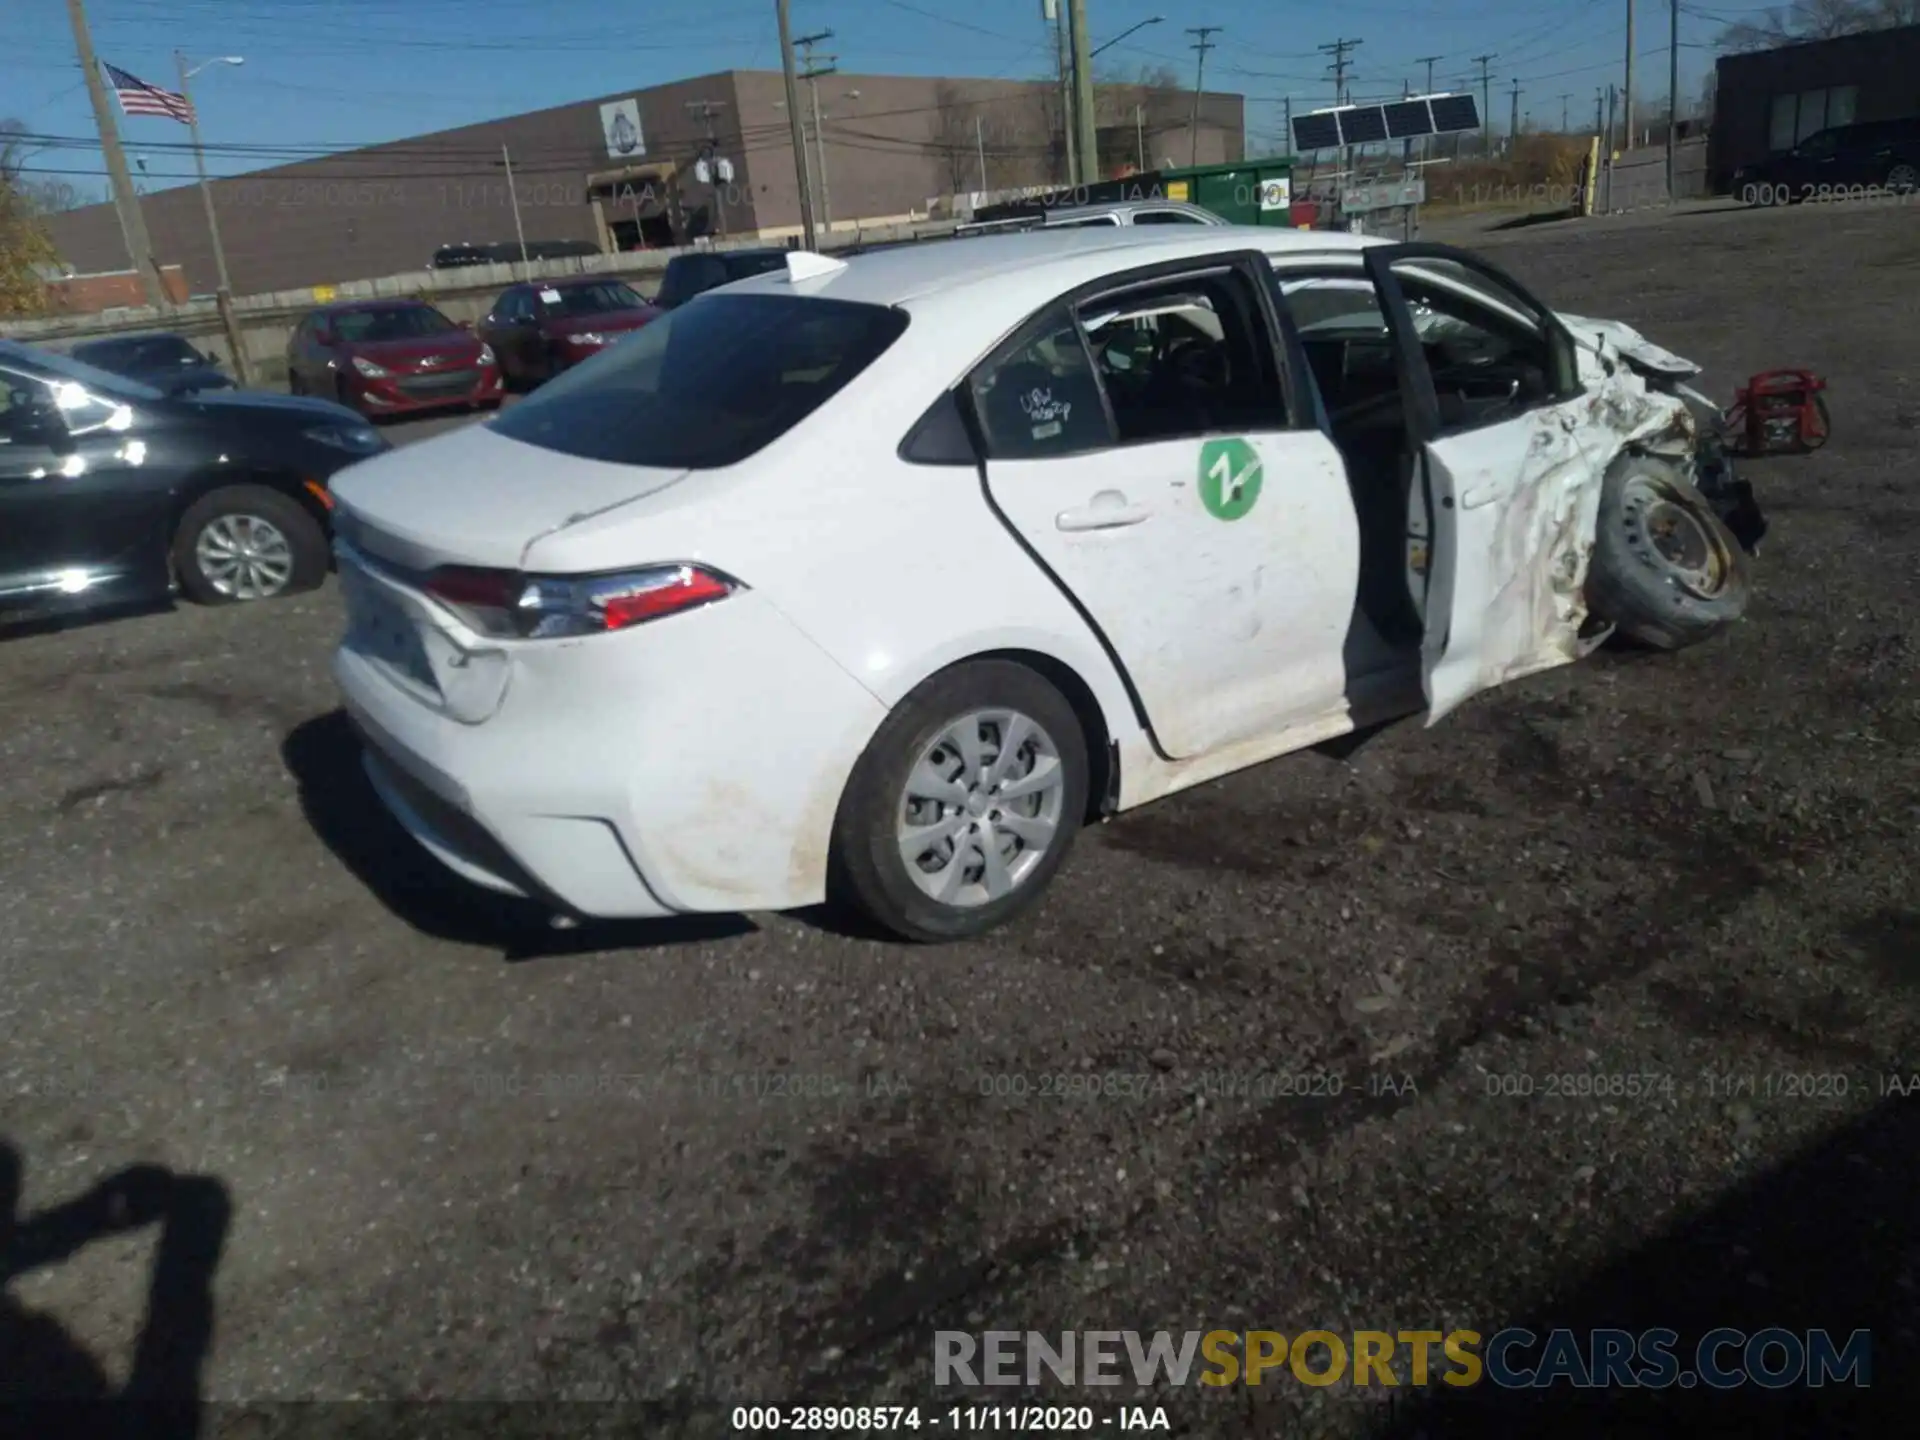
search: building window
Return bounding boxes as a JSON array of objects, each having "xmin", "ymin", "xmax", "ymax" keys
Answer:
[{"xmin": 1769, "ymin": 85, "xmax": 1859, "ymax": 151}]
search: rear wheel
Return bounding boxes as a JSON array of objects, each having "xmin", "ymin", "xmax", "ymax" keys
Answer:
[
  {"xmin": 172, "ymin": 485, "xmax": 329, "ymax": 605},
  {"xmin": 830, "ymin": 661, "xmax": 1089, "ymax": 943},
  {"xmin": 1887, "ymin": 161, "xmax": 1919, "ymax": 194},
  {"xmin": 1587, "ymin": 454, "xmax": 1750, "ymax": 650}
]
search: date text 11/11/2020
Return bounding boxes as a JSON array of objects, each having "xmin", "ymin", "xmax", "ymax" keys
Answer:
[{"xmin": 730, "ymin": 1406, "xmax": 1171, "ymax": 1431}]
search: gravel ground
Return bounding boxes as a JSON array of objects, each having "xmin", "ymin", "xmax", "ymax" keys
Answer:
[{"xmin": 3, "ymin": 200, "xmax": 1917, "ymax": 1439}]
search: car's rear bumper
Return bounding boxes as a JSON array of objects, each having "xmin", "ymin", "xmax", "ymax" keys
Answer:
[{"xmin": 331, "ymin": 579, "xmax": 888, "ymax": 920}]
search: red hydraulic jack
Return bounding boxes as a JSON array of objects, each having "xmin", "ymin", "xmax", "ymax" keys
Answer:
[{"xmin": 1725, "ymin": 369, "xmax": 1831, "ymax": 457}]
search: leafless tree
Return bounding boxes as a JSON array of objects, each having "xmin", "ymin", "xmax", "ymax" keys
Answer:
[{"xmin": 1716, "ymin": 0, "xmax": 1917, "ymax": 51}]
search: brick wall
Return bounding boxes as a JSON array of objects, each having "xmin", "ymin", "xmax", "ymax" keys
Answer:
[{"xmin": 41, "ymin": 266, "xmax": 191, "ymax": 314}]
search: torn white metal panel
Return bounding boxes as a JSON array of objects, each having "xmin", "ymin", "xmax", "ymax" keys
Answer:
[
  {"xmin": 1557, "ymin": 312, "xmax": 1703, "ymax": 378},
  {"xmin": 1423, "ymin": 350, "xmax": 1699, "ymax": 725}
]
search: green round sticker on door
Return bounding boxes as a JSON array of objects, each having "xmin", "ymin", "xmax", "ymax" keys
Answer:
[{"xmin": 1198, "ymin": 437, "xmax": 1263, "ymax": 521}]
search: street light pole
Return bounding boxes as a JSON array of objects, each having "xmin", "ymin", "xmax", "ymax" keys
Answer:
[
  {"xmin": 499, "ymin": 144, "xmax": 529, "ymax": 268},
  {"xmin": 176, "ymin": 54, "xmax": 238, "ymax": 297},
  {"xmin": 177, "ymin": 52, "xmax": 248, "ymax": 383}
]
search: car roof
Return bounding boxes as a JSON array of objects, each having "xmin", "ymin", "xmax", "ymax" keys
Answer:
[
  {"xmin": 318, "ymin": 298, "xmax": 443, "ymax": 314},
  {"xmin": 1044, "ymin": 199, "xmax": 1218, "ymax": 220},
  {"xmin": 721, "ymin": 225, "xmax": 1380, "ymax": 311},
  {"xmin": 72, "ymin": 331, "xmax": 190, "ymax": 347}
]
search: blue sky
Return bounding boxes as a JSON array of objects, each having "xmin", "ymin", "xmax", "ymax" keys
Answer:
[{"xmin": 9, "ymin": 0, "xmax": 1754, "ymax": 195}]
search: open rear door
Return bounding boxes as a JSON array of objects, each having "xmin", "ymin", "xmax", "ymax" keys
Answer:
[{"xmin": 1359, "ymin": 243, "xmax": 1600, "ymax": 724}]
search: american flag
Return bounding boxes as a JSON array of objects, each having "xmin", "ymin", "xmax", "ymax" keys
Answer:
[{"xmin": 103, "ymin": 62, "xmax": 195, "ymax": 124}]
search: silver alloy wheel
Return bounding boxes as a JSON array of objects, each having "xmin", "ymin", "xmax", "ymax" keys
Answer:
[
  {"xmin": 1889, "ymin": 162, "xmax": 1920, "ymax": 193},
  {"xmin": 897, "ymin": 708, "xmax": 1067, "ymax": 908},
  {"xmin": 193, "ymin": 513, "xmax": 295, "ymax": 600}
]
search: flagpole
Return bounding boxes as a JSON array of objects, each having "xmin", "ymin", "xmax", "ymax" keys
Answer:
[
  {"xmin": 66, "ymin": 0, "xmax": 166, "ymax": 308},
  {"xmin": 176, "ymin": 52, "xmax": 250, "ymax": 385}
]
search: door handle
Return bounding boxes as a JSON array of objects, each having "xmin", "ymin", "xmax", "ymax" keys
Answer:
[{"xmin": 1056, "ymin": 496, "xmax": 1152, "ymax": 532}]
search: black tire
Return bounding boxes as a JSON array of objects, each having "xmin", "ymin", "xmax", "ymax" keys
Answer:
[
  {"xmin": 829, "ymin": 660, "xmax": 1089, "ymax": 943},
  {"xmin": 171, "ymin": 484, "xmax": 329, "ymax": 606},
  {"xmin": 287, "ymin": 370, "xmax": 305, "ymax": 396},
  {"xmin": 1587, "ymin": 453, "xmax": 1751, "ymax": 651}
]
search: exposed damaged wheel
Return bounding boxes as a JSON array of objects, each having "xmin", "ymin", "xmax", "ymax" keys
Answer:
[{"xmin": 1587, "ymin": 453, "xmax": 1751, "ymax": 651}]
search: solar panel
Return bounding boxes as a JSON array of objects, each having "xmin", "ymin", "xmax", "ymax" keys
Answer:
[
  {"xmin": 1430, "ymin": 94, "xmax": 1481, "ymax": 134},
  {"xmin": 1292, "ymin": 112, "xmax": 1342, "ymax": 150},
  {"xmin": 1338, "ymin": 106, "xmax": 1389, "ymax": 144},
  {"xmin": 1384, "ymin": 100, "xmax": 1434, "ymax": 139}
]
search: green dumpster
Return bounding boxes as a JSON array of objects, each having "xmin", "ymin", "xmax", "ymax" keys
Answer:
[{"xmin": 1156, "ymin": 157, "xmax": 1296, "ymax": 226}]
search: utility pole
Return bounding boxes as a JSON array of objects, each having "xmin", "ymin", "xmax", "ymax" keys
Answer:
[
  {"xmin": 1595, "ymin": 86, "xmax": 1605, "ymax": 136},
  {"xmin": 1049, "ymin": 0, "xmax": 1077, "ymax": 186},
  {"xmin": 1402, "ymin": 80, "xmax": 1414, "ymax": 166},
  {"xmin": 1135, "ymin": 103, "xmax": 1145, "ymax": 172},
  {"xmin": 1666, "ymin": 0, "xmax": 1680, "ymax": 200},
  {"xmin": 776, "ymin": 0, "xmax": 817, "ymax": 248},
  {"xmin": 1320, "ymin": 37, "xmax": 1362, "ymax": 180},
  {"xmin": 976, "ymin": 113, "xmax": 989, "ymax": 191},
  {"xmin": 685, "ymin": 100, "xmax": 730, "ymax": 238},
  {"xmin": 796, "ymin": 30, "xmax": 836, "ymax": 232},
  {"xmin": 1472, "ymin": 54, "xmax": 1496, "ymax": 158},
  {"xmin": 67, "ymin": 0, "xmax": 165, "ymax": 307},
  {"xmin": 1624, "ymin": 0, "xmax": 1637, "ymax": 151},
  {"xmin": 1509, "ymin": 78, "xmax": 1522, "ymax": 154},
  {"xmin": 1604, "ymin": 84, "xmax": 1617, "ymax": 208},
  {"xmin": 1187, "ymin": 25, "xmax": 1222, "ymax": 169},
  {"xmin": 1070, "ymin": 0, "xmax": 1099, "ymax": 184},
  {"xmin": 1559, "ymin": 92, "xmax": 1571, "ymax": 133},
  {"xmin": 1281, "ymin": 96, "xmax": 1293, "ymax": 156}
]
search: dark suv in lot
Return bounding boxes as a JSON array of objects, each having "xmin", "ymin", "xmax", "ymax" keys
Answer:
[
  {"xmin": 1732, "ymin": 115, "xmax": 1920, "ymax": 202},
  {"xmin": 651, "ymin": 247, "xmax": 791, "ymax": 309}
]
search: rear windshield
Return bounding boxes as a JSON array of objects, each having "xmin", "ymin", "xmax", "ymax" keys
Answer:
[
  {"xmin": 540, "ymin": 281, "xmax": 647, "ymax": 316},
  {"xmin": 488, "ymin": 292, "xmax": 909, "ymax": 469},
  {"xmin": 76, "ymin": 335, "xmax": 200, "ymax": 369},
  {"xmin": 332, "ymin": 306, "xmax": 460, "ymax": 341},
  {"xmin": 654, "ymin": 255, "xmax": 728, "ymax": 309},
  {"xmin": 725, "ymin": 251, "xmax": 789, "ymax": 281}
]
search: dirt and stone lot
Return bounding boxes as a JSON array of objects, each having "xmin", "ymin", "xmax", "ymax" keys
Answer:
[{"xmin": 3, "ymin": 201, "xmax": 1917, "ymax": 1439}]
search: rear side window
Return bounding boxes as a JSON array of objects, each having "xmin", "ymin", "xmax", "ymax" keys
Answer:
[
  {"xmin": 655, "ymin": 255, "xmax": 728, "ymax": 308},
  {"xmin": 1132, "ymin": 209, "xmax": 1206, "ymax": 225},
  {"xmin": 488, "ymin": 293, "xmax": 909, "ymax": 469},
  {"xmin": 726, "ymin": 252, "xmax": 788, "ymax": 281}
]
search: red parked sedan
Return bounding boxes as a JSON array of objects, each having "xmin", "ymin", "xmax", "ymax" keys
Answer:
[
  {"xmin": 475, "ymin": 277, "xmax": 661, "ymax": 389},
  {"xmin": 285, "ymin": 300, "xmax": 502, "ymax": 418}
]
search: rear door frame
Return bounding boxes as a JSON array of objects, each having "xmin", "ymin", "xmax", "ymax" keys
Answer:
[{"xmin": 1358, "ymin": 241, "xmax": 1595, "ymax": 720}]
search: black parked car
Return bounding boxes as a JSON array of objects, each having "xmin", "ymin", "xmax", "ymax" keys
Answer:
[
  {"xmin": 0, "ymin": 339, "xmax": 387, "ymax": 620},
  {"xmin": 1732, "ymin": 116, "xmax": 1920, "ymax": 203},
  {"xmin": 68, "ymin": 331, "xmax": 235, "ymax": 395},
  {"xmin": 651, "ymin": 247, "xmax": 791, "ymax": 309}
]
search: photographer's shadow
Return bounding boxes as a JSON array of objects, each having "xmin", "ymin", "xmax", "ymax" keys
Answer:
[{"xmin": 1, "ymin": 1139, "xmax": 232, "ymax": 1440}]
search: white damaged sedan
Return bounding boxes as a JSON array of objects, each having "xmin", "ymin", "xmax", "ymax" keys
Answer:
[{"xmin": 327, "ymin": 228, "xmax": 1762, "ymax": 941}]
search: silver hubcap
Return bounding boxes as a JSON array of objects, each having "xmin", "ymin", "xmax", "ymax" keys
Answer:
[
  {"xmin": 1622, "ymin": 475, "xmax": 1729, "ymax": 600},
  {"xmin": 195, "ymin": 513, "xmax": 294, "ymax": 599},
  {"xmin": 1891, "ymin": 164, "xmax": 1918, "ymax": 192},
  {"xmin": 897, "ymin": 709, "xmax": 1066, "ymax": 909}
]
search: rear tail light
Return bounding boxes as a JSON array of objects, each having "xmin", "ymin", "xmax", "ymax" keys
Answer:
[{"xmin": 424, "ymin": 562, "xmax": 740, "ymax": 639}]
